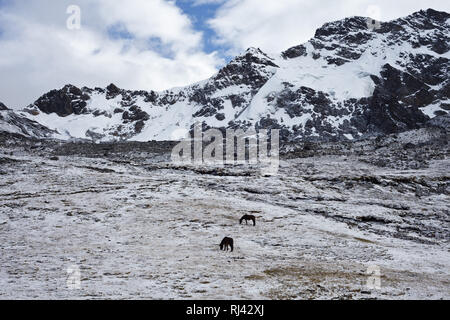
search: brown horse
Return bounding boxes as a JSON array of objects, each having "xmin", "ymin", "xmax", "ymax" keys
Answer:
[
  {"xmin": 220, "ymin": 237, "xmax": 234, "ymax": 252},
  {"xmin": 240, "ymin": 214, "xmax": 256, "ymax": 226}
]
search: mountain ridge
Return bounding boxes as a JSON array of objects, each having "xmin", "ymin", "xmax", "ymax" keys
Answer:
[
  {"xmin": 0, "ymin": 101, "xmax": 56, "ymax": 138},
  {"xmin": 3, "ymin": 8, "xmax": 449, "ymax": 142}
]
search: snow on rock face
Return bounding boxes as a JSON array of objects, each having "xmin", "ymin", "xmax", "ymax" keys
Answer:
[
  {"xmin": 0, "ymin": 107, "xmax": 55, "ymax": 138},
  {"xmin": 0, "ymin": 102, "xmax": 9, "ymax": 111},
  {"xmin": 21, "ymin": 9, "xmax": 450, "ymax": 142}
]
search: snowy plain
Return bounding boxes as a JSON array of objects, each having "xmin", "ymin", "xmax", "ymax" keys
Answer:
[{"xmin": 0, "ymin": 135, "xmax": 448, "ymax": 300}]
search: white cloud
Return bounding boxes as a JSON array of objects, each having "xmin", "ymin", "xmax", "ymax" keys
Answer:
[
  {"xmin": 0, "ymin": 0, "xmax": 222, "ymax": 108},
  {"xmin": 209, "ymin": 0, "xmax": 450, "ymax": 55},
  {"xmin": 1, "ymin": 0, "xmax": 449, "ymax": 109},
  {"xmin": 97, "ymin": 0, "xmax": 203, "ymax": 52}
]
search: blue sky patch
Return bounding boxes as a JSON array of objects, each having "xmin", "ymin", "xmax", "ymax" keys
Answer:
[
  {"xmin": 107, "ymin": 23, "xmax": 135, "ymax": 40},
  {"xmin": 176, "ymin": 0, "xmax": 232, "ymax": 62}
]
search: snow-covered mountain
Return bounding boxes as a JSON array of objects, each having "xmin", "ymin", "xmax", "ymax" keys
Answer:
[
  {"xmin": 11, "ymin": 9, "xmax": 450, "ymax": 141},
  {"xmin": 0, "ymin": 102, "xmax": 55, "ymax": 138}
]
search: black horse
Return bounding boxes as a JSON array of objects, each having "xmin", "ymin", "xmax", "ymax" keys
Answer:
[
  {"xmin": 220, "ymin": 237, "xmax": 234, "ymax": 252},
  {"xmin": 240, "ymin": 214, "xmax": 256, "ymax": 226}
]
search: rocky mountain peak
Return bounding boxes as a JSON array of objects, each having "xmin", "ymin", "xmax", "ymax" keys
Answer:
[
  {"xmin": 9, "ymin": 9, "xmax": 450, "ymax": 142},
  {"xmin": 402, "ymin": 8, "xmax": 450, "ymax": 28},
  {"xmin": 314, "ymin": 16, "xmax": 371, "ymax": 39},
  {"xmin": 32, "ymin": 84, "xmax": 90, "ymax": 117},
  {"xmin": 210, "ymin": 47, "xmax": 279, "ymax": 94},
  {"xmin": 0, "ymin": 102, "xmax": 56, "ymax": 138},
  {"xmin": 106, "ymin": 83, "xmax": 120, "ymax": 93},
  {"xmin": 238, "ymin": 47, "xmax": 279, "ymax": 67},
  {"xmin": 106, "ymin": 83, "xmax": 123, "ymax": 99},
  {"xmin": 0, "ymin": 102, "xmax": 9, "ymax": 111}
]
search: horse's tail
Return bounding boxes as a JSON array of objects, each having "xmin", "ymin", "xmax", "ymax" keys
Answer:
[{"xmin": 239, "ymin": 217, "xmax": 243, "ymax": 224}]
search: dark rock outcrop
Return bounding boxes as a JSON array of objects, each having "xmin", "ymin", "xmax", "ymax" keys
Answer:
[
  {"xmin": 33, "ymin": 84, "xmax": 90, "ymax": 117},
  {"xmin": 0, "ymin": 102, "xmax": 9, "ymax": 111}
]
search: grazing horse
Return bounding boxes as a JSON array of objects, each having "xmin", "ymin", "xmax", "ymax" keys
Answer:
[
  {"xmin": 240, "ymin": 214, "xmax": 256, "ymax": 226},
  {"xmin": 220, "ymin": 237, "xmax": 234, "ymax": 252}
]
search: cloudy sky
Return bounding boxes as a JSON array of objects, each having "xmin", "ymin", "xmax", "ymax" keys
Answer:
[{"xmin": 0, "ymin": 0, "xmax": 449, "ymax": 108}]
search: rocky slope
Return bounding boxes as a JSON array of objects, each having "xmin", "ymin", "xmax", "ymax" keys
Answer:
[
  {"xmin": 0, "ymin": 102, "xmax": 9, "ymax": 111},
  {"xmin": 10, "ymin": 9, "xmax": 450, "ymax": 142},
  {"xmin": 0, "ymin": 102, "xmax": 55, "ymax": 138}
]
